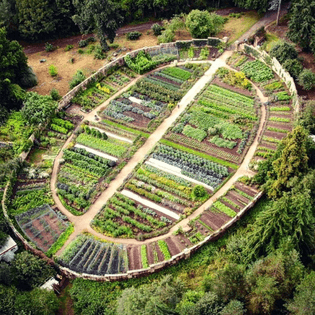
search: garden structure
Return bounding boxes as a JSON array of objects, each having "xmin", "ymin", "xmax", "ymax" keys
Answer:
[{"xmin": 2, "ymin": 40, "xmax": 297, "ymax": 280}]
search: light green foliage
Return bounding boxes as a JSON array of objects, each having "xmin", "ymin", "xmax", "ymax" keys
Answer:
[
  {"xmin": 183, "ymin": 125, "xmax": 207, "ymax": 141},
  {"xmin": 213, "ymin": 201, "xmax": 236, "ymax": 217},
  {"xmin": 162, "ymin": 67, "xmax": 191, "ymax": 80},
  {"xmin": 141, "ymin": 245, "xmax": 149, "ymax": 268},
  {"xmin": 21, "ymin": 92, "xmax": 57, "ymax": 125},
  {"xmin": 158, "ymin": 240, "xmax": 171, "ymax": 260},
  {"xmin": 241, "ymin": 60, "xmax": 274, "ymax": 82},
  {"xmin": 48, "ymin": 64, "xmax": 58, "ymax": 77},
  {"xmin": 185, "ymin": 10, "xmax": 225, "ymax": 38},
  {"xmin": 50, "ymin": 88, "xmax": 61, "ymax": 101},
  {"xmin": 69, "ymin": 70, "xmax": 86, "ymax": 89}
]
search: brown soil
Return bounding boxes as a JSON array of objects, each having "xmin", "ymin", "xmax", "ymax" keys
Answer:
[
  {"xmin": 267, "ymin": 121, "xmax": 292, "ymax": 130},
  {"xmin": 260, "ymin": 141, "xmax": 277, "ymax": 150},
  {"xmin": 170, "ymin": 235, "xmax": 186, "ymax": 252},
  {"xmin": 235, "ymin": 182, "xmax": 257, "ymax": 197},
  {"xmin": 224, "ymin": 192, "xmax": 245, "ymax": 208},
  {"xmin": 173, "ymin": 234, "xmax": 192, "ymax": 248},
  {"xmin": 124, "ymin": 111, "xmax": 151, "ymax": 128},
  {"xmin": 154, "ymin": 242, "xmax": 165, "ymax": 262},
  {"xmin": 165, "ymin": 237, "xmax": 180, "ymax": 256},
  {"xmin": 127, "ymin": 245, "xmax": 142, "ymax": 270},
  {"xmin": 194, "ymin": 221, "xmax": 210, "ymax": 236},
  {"xmin": 151, "ymin": 74, "xmax": 181, "ymax": 87},
  {"xmin": 229, "ymin": 190, "xmax": 249, "ymax": 204},
  {"xmin": 147, "ymin": 244, "xmax": 154, "ymax": 265},
  {"xmin": 200, "ymin": 211, "xmax": 224, "ymax": 230},
  {"xmin": 221, "ymin": 199, "xmax": 240, "ymax": 213},
  {"xmin": 212, "ymin": 77, "xmax": 254, "ymax": 97}
]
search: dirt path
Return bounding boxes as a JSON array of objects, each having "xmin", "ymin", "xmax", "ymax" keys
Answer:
[
  {"xmin": 237, "ymin": 3, "xmax": 290, "ymax": 42},
  {"xmin": 54, "ymin": 51, "xmax": 271, "ymax": 255}
]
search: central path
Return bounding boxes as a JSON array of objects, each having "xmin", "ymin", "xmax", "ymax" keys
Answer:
[{"xmin": 53, "ymin": 51, "xmax": 269, "ymax": 254}]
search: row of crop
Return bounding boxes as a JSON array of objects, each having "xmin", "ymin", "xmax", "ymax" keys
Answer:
[
  {"xmin": 93, "ymin": 193, "xmax": 172, "ymax": 238},
  {"xmin": 240, "ymin": 60, "xmax": 274, "ymax": 82},
  {"xmin": 76, "ymin": 132, "xmax": 129, "ymax": 157},
  {"xmin": 152, "ymin": 144, "xmax": 228, "ymax": 188}
]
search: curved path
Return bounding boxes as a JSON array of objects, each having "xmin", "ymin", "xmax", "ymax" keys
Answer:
[{"xmin": 53, "ymin": 51, "xmax": 268, "ymax": 255}]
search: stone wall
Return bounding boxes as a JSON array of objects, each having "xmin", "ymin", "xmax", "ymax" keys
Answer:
[{"xmin": 240, "ymin": 44, "xmax": 300, "ymax": 112}]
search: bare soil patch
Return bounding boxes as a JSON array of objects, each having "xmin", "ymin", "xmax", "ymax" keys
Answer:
[
  {"xmin": 127, "ymin": 245, "xmax": 142, "ymax": 270},
  {"xmin": 165, "ymin": 237, "xmax": 180, "ymax": 256}
]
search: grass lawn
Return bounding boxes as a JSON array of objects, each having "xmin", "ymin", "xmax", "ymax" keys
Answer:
[
  {"xmin": 220, "ymin": 11, "xmax": 262, "ymax": 44},
  {"xmin": 262, "ymin": 32, "xmax": 281, "ymax": 52},
  {"xmin": 27, "ymin": 148, "xmax": 47, "ymax": 164}
]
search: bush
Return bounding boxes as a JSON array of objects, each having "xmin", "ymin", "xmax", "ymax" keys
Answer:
[
  {"xmin": 50, "ymin": 88, "xmax": 62, "ymax": 101},
  {"xmin": 94, "ymin": 45, "xmax": 106, "ymax": 59},
  {"xmin": 158, "ymin": 29, "xmax": 175, "ymax": 43},
  {"xmin": 186, "ymin": 10, "xmax": 225, "ymax": 38},
  {"xmin": 270, "ymin": 41, "xmax": 298, "ymax": 64},
  {"xmin": 69, "ymin": 70, "xmax": 86, "ymax": 89},
  {"xmin": 126, "ymin": 31, "xmax": 142, "ymax": 40},
  {"xmin": 78, "ymin": 39, "xmax": 88, "ymax": 47},
  {"xmin": 78, "ymin": 49, "xmax": 84, "ymax": 54},
  {"xmin": 45, "ymin": 42, "xmax": 55, "ymax": 52},
  {"xmin": 192, "ymin": 185, "xmax": 206, "ymax": 199},
  {"xmin": 298, "ymin": 69, "xmax": 315, "ymax": 90},
  {"xmin": 86, "ymin": 36, "xmax": 96, "ymax": 43},
  {"xmin": 109, "ymin": 43, "xmax": 120, "ymax": 49},
  {"xmin": 283, "ymin": 59, "xmax": 303, "ymax": 79},
  {"xmin": 48, "ymin": 65, "xmax": 58, "ymax": 77},
  {"xmin": 20, "ymin": 66, "xmax": 38, "ymax": 88},
  {"xmin": 65, "ymin": 44, "xmax": 73, "ymax": 51},
  {"xmin": 151, "ymin": 23, "xmax": 162, "ymax": 36}
]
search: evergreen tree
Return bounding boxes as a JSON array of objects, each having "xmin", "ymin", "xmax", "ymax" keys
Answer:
[{"xmin": 287, "ymin": 0, "xmax": 315, "ymax": 52}]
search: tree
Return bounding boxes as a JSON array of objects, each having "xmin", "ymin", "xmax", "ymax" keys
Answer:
[
  {"xmin": 233, "ymin": 0, "xmax": 269, "ymax": 12},
  {"xmin": 16, "ymin": 0, "xmax": 57, "ymax": 40},
  {"xmin": 0, "ymin": 27, "xmax": 29, "ymax": 112},
  {"xmin": 287, "ymin": 0, "xmax": 315, "ymax": 52},
  {"xmin": 269, "ymin": 0, "xmax": 282, "ymax": 26},
  {"xmin": 286, "ymin": 271, "xmax": 315, "ymax": 314},
  {"xmin": 185, "ymin": 10, "xmax": 224, "ymax": 38},
  {"xmin": 283, "ymin": 59, "xmax": 303, "ymax": 79},
  {"xmin": 11, "ymin": 252, "xmax": 55, "ymax": 290},
  {"xmin": 299, "ymin": 101, "xmax": 315, "ymax": 134},
  {"xmin": 72, "ymin": 0, "xmax": 123, "ymax": 51},
  {"xmin": 152, "ymin": 23, "xmax": 162, "ymax": 36},
  {"xmin": 269, "ymin": 41, "xmax": 298, "ymax": 64},
  {"xmin": 21, "ymin": 92, "xmax": 57, "ymax": 126},
  {"xmin": 220, "ymin": 300, "xmax": 245, "ymax": 315},
  {"xmin": 265, "ymin": 126, "xmax": 309, "ymax": 199},
  {"xmin": 298, "ymin": 69, "xmax": 315, "ymax": 91}
]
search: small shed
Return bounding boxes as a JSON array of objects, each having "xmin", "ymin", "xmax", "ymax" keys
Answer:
[{"xmin": 0, "ymin": 236, "xmax": 18, "ymax": 262}]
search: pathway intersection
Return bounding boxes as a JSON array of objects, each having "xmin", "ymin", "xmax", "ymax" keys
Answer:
[{"xmin": 53, "ymin": 51, "xmax": 268, "ymax": 255}]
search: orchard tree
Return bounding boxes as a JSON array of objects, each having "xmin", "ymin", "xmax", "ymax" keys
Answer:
[
  {"xmin": 72, "ymin": 0, "xmax": 123, "ymax": 51},
  {"xmin": 287, "ymin": 0, "xmax": 315, "ymax": 52},
  {"xmin": 185, "ymin": 10, "xmax": 224, "ymax": 38}
]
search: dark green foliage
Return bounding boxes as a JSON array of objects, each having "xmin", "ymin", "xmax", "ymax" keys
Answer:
[
  {"xmin": 19, "ymin": 66, "xmax": 38, "ymax": 88},
  {"xmin": 185, "ymin": 10, "xmax": 225, "ymax": 38},
  {"xmin": 286, "ymin": 271, "xmax": 315, "ymax": 314},
  {"xmin": 72, "ymin": 0, "xmax": 123, "ymax": 51},
  {"xmin": 0, "ymin": 27, "xmax": 28, "ymax": 112},
  {"xmin": 298, "ymin": 69, "xmax": 315, "ymax": 91},
  {"xmin": 93, "ymin": 45, "xmax": 106, "ymax": 59},
  {"xmin": 152, "ymin": 23, "xmax": 162, "ymax": 36},
  {"xmin": 220, "ymin": 300, "xmax": 245, "ymax": 315},
  {"xmin": 283, "ymin": 58, "xmax": 303, "ymax": 79},
  {"xmin": 287, "ymin": 0, "xmax": 315, "ymax": 53},
  {"xmin": 269, "ymin": 41, "xmax": 298, "ymax": 64},
  {"xmin": 78, "ymin": 39, "xmax": 88, "ymax": 47},
  {"xmin": 299, "ymin": 101, "xmax": 315, "ymax": 134},
  {"xmin": 69, "ymin": 70, "xmax": 86, "ymax": 89},
  {"xmin": 233, "ymin": 0, "xmax": 269, "ymax": 12},
  {"xmin": 192, "ymin": 185, "xmax": 206, "ymax": 199},
  {"xmin": 50, "ymin": 88, "xmax": 62, "ymax": 101},
  {"xmin": 126, "ymin": 31, "xmax": 142, "ymax": 40},
  {"xmin": 22, "ymin": 92, "xmax": 57, "ymax": 125},
  {"xmin": 45, "ymin": 42, "xmax": 56, "ymax": 52},
  {"xmin": 11, "ymin": 251, "xmax": 55, "ymax": 290}
]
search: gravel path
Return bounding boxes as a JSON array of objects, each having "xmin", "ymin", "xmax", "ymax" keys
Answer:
[
  {"xmin": 53, "ymin": 51, "xmax": 269, "ymax": 255},
  {"xmin": 121, "ymin": 189, "xmax": 180, "ymax": 220}
]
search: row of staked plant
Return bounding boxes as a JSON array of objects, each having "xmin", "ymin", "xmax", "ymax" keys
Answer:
[{"xmin": 58, "ymin": 235, "xmax": 128, "ymax": 275}]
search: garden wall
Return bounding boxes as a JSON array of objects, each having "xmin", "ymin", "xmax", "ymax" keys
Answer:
[
  {"xmin": 240, "ymin": 44, "xmax": 300, "ymax": 111},
  {"xmin": 57, "ymin": 38, "xmax": 225, "ymax": 110},
  {"xmin": 59, "ymin": 191, "xmax": 263, "ymax": 281}
]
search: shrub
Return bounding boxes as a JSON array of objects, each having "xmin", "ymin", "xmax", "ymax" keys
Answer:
[
  {"xmin": 109, "ymin": 43, "xmax": 120, "ymax": 49},
  {"xmin": 151, "ymin": 23, "xmax": 162, "ymax": 36},
  {"xmin": 78, "ymin": 49, "xmax": 84, "ymax": 54},
  {"xmin": 158, "ymin": 29, "xmax": 175, "ymax": 43},
  {"xmin": 50, "ymin": 88, "xmax": 61, "ymax": 101},
  {"xmin": 192, "ymin": 185, "xmax": 206, "ymax": 199},
  {"xmin": 126, "ymin": 31, "xmax": 142, "ymax": 40},
  {"xmin": 78, "ymin": 40, "xmax": 88, "ymax": 47},
  {"xmin": 20, "ymin": 66, "xmax": 38, "ymax": 88},
  {"xmin": 94, "ymin": 45, "xmax": 106, "ymax": 59},
  {"xmin": 64, "ymin": 44, "xmax": 73, "ymax": 51},
  {"xmin": 69, "ymin": 70, "xmax": 86, "ymax": 89},
  {"xmin": 45, "ymin": 42, "xmax": 55, "ymax": 52},
  {"xmin": 86, "ymin": 36, "xmax": 96, "ymax": 43},
  {"xmin": 48, "ymin": 65, "xmax": 58, "ymax": 77},
  {"xmin": 270, "ymin": 41, "xmax": 298, "ymax": 64},
  {"xmin": 283, "ymin": 59, "xmax": 303, "ymax": 79},
  {"xmin": 298, "ymin": 69, "xmax": 315, "ymax": 90}
]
